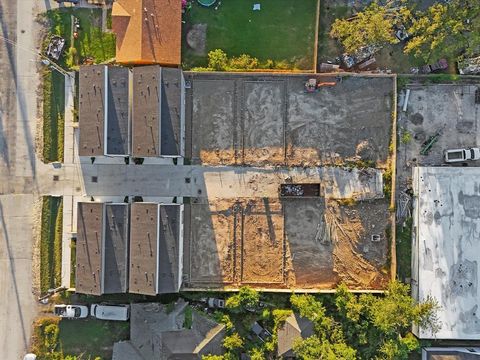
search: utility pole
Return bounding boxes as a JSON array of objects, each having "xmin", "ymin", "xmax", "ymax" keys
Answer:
[{"xmin": 0, "ymin": 34, "xmax": 74, "ymax": 78}]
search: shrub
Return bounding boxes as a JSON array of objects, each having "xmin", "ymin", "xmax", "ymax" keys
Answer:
[
  {"xmin": 400, "ymin": 129, "xmax": 412, "ymax": 144},
  {"xmin": 262, "ymin": 59, "xmax": 275, "ymax": 69},
  {"xmin": 274, "ymin": 60, "xmax": 290, "ymax": 70},
  {"xmin": 229, "ymin": 54, "xmax": 259, "ymax": 70},
  {"xmin": 65, "ymin": 47, "xmax": 77, "ymax": 69},
  {"xmin": 208, "ymin": 49, "xmax": 228, "ymax": 71},
  {"xmin": 222, "ymin": 333, "xmax": 243, "ymax": 351}
]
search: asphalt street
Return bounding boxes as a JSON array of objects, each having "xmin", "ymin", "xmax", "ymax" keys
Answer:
[{"xmin": 0, "ymin": 0, "xmax": 57, "ymax": 358}]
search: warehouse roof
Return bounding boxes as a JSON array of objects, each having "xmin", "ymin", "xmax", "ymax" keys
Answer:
[{"xmin": 413, "ymin": 167, "xmax": 480, "ymax": 339}]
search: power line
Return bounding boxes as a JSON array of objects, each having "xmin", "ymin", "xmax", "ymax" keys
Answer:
[{"xmin": 0, "ymin": 34, "xmax": 73, "ymax": 78}]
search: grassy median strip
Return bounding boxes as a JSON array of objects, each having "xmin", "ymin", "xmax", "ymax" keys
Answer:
[
  {"xmin": 397, "ymin": 217, "xmax": 412, "ymax": 282},
  {"xmin": 70, "ymin": 238, "xmax": 76, "ymax": 288},
  {"xmin": 43, "ymin": 70, "xmax": 65, "ymax": 163},
  {"xmin": 40, "ymin": 196, "xmax": 63, "ymax": 293}
]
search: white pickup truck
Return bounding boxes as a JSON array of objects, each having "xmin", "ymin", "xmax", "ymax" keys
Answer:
[
  {"xmin": 444, "ymin": 147, "xmax": 480, "ymax": 163},
  {"xmin": 54, "ymin": 304, "xmax": 88, "ymax": 319}
]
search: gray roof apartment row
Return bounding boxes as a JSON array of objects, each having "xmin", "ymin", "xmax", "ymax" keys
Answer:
[
  {"xmin": 79, "ymin": 66, "xmax": 105, "ymax": 156},
  {"xmin": 129, "ymin": 202, "xmax": 159, "ymax": 295},
  {"xmin": 79, "ymin": 65, "xmax": 182, "ymax": 157},
  {"xmin": 132, "ymin": 66, "xmax": 183, "ymax": 157},
  {"xmin": 76, "ymin": 202, "xmax": 128, "ymax": 295},
  {"xmin": 76, "ymin": 202, "xmax": 104, "ymax": 295},
  {"xmin": 129, "ymin": 202, "xmax": 181, "ymax": 295},
  {"xmin": 160, "ymin": 67, "xmax": 182, "ymax": 156},
  {"xmin": 76, "ymin": 202, "xmax": 181, "ymax": 296},
  {"xmin": 104, "ymin": 203, "xmax": 129, "ymax": 293},
  {"xmin": 106, "ymin": 66, "xmax": 130, "ymax": 155},
  {"xmin": 132, "ymin": 66, "xmax": 161, "ymax": 157}
]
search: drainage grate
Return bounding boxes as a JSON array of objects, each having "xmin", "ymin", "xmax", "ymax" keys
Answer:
[
  {"xmin": 185, "ymin": 177, "xmax": 191, "ymax": 184},
  {"xmin": 53, "ymin": 175, "xmax": 59, "ymax": 181},
  {"xmin": 91, "ymin": 176, "xmax": 98, "ymax": 183},
  {"xmin": 371, "ymin": 234, "xmax": 381, "ymax": 242}
]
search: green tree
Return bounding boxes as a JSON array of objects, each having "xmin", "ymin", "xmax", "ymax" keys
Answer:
[
  {"xmin": 334, "ymin": 283, "xmax": 369, "ymax": 346},
  {"xmin": 208, "ymin": 49, "xmax": 228, "ymax": 71},
  {"xmin": 366, "ymin": 281, "xmax": 439, "ymax": 335},
  {"xmin": 330, "ymin": 2, "xmax": 410, "ymax": 53},
  {"xmin": 44, "ymin": 323, "xmax": 59, "ymax": 351},
  {"xmin": 290, "ymin": 294, "xmax": 325, "ymax": 322},
  {"xmin": 249, "ymin": 347, "xmax": 266, "ymax": 360},
  {"xmin": 202, "ymin": 355, "xmax": 224, "ymax": 360},
  {"xmin": 217, "ymin": 313, "xmax": 234, "ymax": 331},
  {"xmin": 376, "ymin": 333, "xmax": 419, "ymax": 360},
  {"xmin": 293, "ymin": 336, "xmax": 357, "ymax": 360},
  {"xmin": 226, "ymin": 286, "xmax": 260, "ymax": 313},
  {"xmin": 223, "ymin": 333, "xmax": 243, "ymax": 351},
  {"xmin": 404, "ymin": 0, "xmax": 480, "ymax": 60}
]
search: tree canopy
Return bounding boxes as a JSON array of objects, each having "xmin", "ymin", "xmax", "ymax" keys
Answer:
[
  {"xmin": 291, "ymin": 281, "xmax": 439, "ymax": 360},
  {"xmin": 225, "ymin": 286, "xmax": 260, "ymax": 313},
  {"xmin": 329, "ymin": 0, "xmax": 480, "ymax": 61},
  {"xmin": 330, "ymin": 3, "xmax": 411, "ymax": 53},
  {"xmin": 405, "ymin": 0, "xmax": 480, "ymax": 61}
]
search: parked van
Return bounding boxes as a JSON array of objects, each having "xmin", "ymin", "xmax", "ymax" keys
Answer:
[{"xmin": 90, "ymin": 304, "xmax": 130, "ymax": 321}]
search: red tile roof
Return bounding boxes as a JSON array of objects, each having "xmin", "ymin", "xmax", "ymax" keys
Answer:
[{"xmin": 112, "ymin": 0, "xmax": 181, "ymax": 65}]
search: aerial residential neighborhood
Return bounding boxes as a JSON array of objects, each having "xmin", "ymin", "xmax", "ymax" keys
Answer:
[{"xmin": 0, "ymin": 0, "xmax": 479, "ymax": 359}]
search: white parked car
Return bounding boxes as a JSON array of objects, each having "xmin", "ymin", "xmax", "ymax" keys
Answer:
[
  {"xmin": 54, "ymin": 304, "xmax": 88, "ymax": 319},
  {"xmin": 24, "ymin": 354, "xmax": 37, "ymax": 360},
  {"xmin": 90, "ymin": 304, "xmax": 130, "ymax": 321},
  {"xmin": 444, "ymin": 147, "xmax": 480, "ymax": 163}
]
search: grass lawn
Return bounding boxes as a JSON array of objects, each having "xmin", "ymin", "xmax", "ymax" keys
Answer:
[
  {"xmin": 40, "ymin": 196, "xmax": 63, "ymax": 294},
  {"xmin": 43, "ymin": 70, "xmax": 65, "ymax": 163},
  {"xmin": 45, "ymin": 8, "xmax": 115, "ymax": 68},
  {"xmin": 59, "ymin": 318, "xmax": 129, "ymax": 359},
  {"xmin": 182, "ymin": 0, "xmax": 318, "ymax": 69},
  {"xmin": 316, "ymin": 0, "xmax": 347, "ymax": 62},
  {"xmin": 397, "ymin": 217, "xmax": 412, "ymax": 282}
]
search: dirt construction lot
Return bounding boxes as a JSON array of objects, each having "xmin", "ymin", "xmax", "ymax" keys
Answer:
[
  {"xmin": 184, "ymin": 197, "xmax": 390, "ymax": 290},
  {"xmin": 187, "ymin": 73, "xmax": 394, "ymax": 168},
  {"xmin": 397, "ymin": 84, "xmax": 480, "ymax": 195}
]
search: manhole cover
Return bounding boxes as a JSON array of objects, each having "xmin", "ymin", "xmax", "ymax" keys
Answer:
[
  {"xmin": 414, "ymin": 131, "xmax": 426, "ymax": 142},
  {"xmin": 53, "ymin": 175, "xmax": 59, "ymax": 181},
  {"xmin": 410, "ymin": 112, "xmax": 424, "ymax": 125}
]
